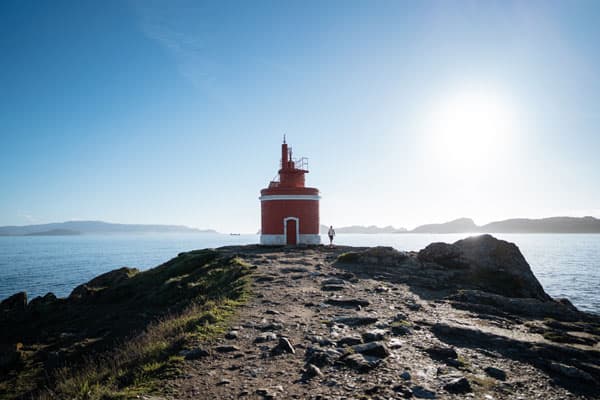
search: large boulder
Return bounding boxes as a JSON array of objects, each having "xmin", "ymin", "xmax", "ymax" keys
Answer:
[
  {"xmin": 418, "ymin": 242, "xmax": 467, "ymax": 268},
  {"xmin": 453, "ymin": 235, "xmax": 550, "ymax": 300}
]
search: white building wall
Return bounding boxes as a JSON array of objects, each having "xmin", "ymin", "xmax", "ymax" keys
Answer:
[{"xmin": 260, "ymin": 234, "xmax": 321, "ymax": 245}]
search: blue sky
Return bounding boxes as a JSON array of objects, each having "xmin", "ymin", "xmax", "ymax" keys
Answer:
[{"xmin": 1, "ymin": 0, "xmax": 599, "ymax": 232}]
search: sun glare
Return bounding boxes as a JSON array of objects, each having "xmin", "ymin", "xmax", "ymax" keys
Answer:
[{"xmin": 425, "ymin": 86, "xmax": 516, "ymax": 166}]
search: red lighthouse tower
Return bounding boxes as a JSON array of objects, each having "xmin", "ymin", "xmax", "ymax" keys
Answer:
[{"xmin": 260, "ymin": 138, "xmax": 320, "ymax": 245}]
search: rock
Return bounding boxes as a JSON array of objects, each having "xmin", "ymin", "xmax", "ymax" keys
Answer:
[
  {"xmin": 453, "ymin": 235, "xmax": 550, "ymax": 300},
  {"xmin": 325, "ymin": 298, "xmax": 370, "ymax": 308},
  {"xmin": 28, "ymin": 292, "xmax": 59, "ymax": 313},
  {"xmin": 0, "ymin": 343, "xmax": 22, "ymax": 369},
  {"xmin": 307, "ymin": 335, "xmax": 335, "ymax": 347},
  {"xmin": 418, "ymin": 242, "xmax": 467, "ymax": 268},
  {"xmin": 337, "ymin": 335, "xmax": 363, "ymax": 346},
  {"xmin": 350, "ymin": 341, "xmax": 391, "ymax": 358},
  {"xmin": 254, "ymin": 332, "xmax": 278, "ymax": 343},
  {"xmin": 0, "ymin": 292, "xmax": 27, "ymax": 314},
  {"xmin": 322, "ymin": 278, "xmax": 346, "ymax": 285},
  {"xmin": 333, "ymin": 316, "xmax": 379, "ymax": 326},
  {"xmin": 321, "ymin": 284, "xmax": 345, "ymax": 292},
  {"xmin": 393, "ymin": 384, "xmax": 413, "ymax": 398},
  {"xmin": 304, "ymin": 363, "xmax": 324, "ymax": 379},
  {"xmin": 391, "ymin": 324, "xmax": 412, "ymax": 336},
  {"xmin": 393, "ymin": 312, "xmax": 409, "ymax": 321},
  {"xmin": 412, "ymin": 385, "xmax": 436, "ymax": 398},
  {"xmin": 225, "ymin": 330, "xmax": 239, "ymax": 339},
  {"xmin": 400, "ymin": 371, "xmax": 411, "ymax": 380},
  {"xmin": 180, "ymin": 348, "xmax": 209, "ymax": 360},
  {"xmin": 443, "ymin": 377, "xmax": 472, "ymax": 393},
  {"xmin": 217, "ymin": 379, "xmax": 231, "ymax": 385},
  {"xmin": 549, "ymin": 362, "xmax": 597, "ymax": 383},
  {"xmin": 364, "ymin": 385, "xmax": 385, "ymax": 395},
  {"xmin": 305, "ymin": 346, "xmax": 343, "ymax": 367},
  {"xmin": 272, "ymin": 337, "xmax": 295, "ymax": 355},
  {"xmin": 450, "ymin": 290, "xmax": 584, "ymax": 321},
  {"xmin": 337, "ymin": 246, "xmax": 408, "ymax": 266},
  {"xmin": 215, "ymin": 345, "xmax": 239, "ymax": 353},
  {"xmin": 484, "ymin": 366, "xmax": 507, "ymax": 381},
  {"xmin": 69, "ymin": 267, "xmax": 138, "ymax": 300},
  {"xmin": 258, "ymin": 322, "xmax": 284, "ymax": 331},
  {"xmin": 256, "ymin": 388, "xmax": 276, "ymax": 399},
  {"xmin": 362, "ymin": 329, "xmax": 386, "ymax": 342},
  {"xmin": 406, "ymin": 299, "xmax": 423, "ymax": 311},
  {"xmin": 426, "ymin": 346, "xmax": 458, "ymax": 360},
  {"xmin": 375, "ymin": 285, "xmax": 390, "ymax": 293},
  {"xmin": 342, "ymin": 352, "xmax": 380, "ymax": 372}
]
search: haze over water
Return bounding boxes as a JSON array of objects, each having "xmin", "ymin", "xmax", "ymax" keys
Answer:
[{"xmin": 1, "ymin": 233, "xmax": 598, "ymax": 314}]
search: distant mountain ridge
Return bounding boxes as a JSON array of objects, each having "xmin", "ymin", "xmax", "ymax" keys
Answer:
[
  {"xmin": 411, "ymin": 218, "xmax": 478, "ymax": 233},
  {"xmin": 320, "ymin": 225, "xmax": 407, "ymax": 234},
  {"xmin": 318, "ymin": 217, "xmax": 600, "ymax": 234},
  {"xmin": 0, "ymin": 221, "xmax": 216, "ymax": 236},
  {"xmin": 411, "ymin": 216, "xmax": 600, "ymax": 233}
]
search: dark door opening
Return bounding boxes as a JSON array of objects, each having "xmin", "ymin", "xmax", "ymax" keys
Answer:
[{"xmin": 286, "ymin": 219, "xmax": 297, "ymax": 245}]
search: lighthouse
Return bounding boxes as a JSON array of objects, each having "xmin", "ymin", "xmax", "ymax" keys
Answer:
[{"xmin": 259, "ymin": 138, "xmax": 321, "ymax": 245}]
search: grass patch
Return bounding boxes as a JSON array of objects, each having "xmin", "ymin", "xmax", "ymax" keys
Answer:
[{"xmin": 2, "ymin": 251, "xmax": 253, "ymax": 400}]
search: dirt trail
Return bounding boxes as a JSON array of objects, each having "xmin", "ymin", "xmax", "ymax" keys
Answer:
[{"xmin": 164, "ymin": 246, "xmax": 597, "ymax": 399}]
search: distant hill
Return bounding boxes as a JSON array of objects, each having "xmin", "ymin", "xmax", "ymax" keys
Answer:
[
  {"xmin": 410, "ymin": 216, "xmax": 600, "ymax": 234},
  {"xmin": 24, "ymin": 229, "xmax": 81, "ymax": 236},
  {"xmin": 479, "ymin": 216, "xmax": 600, "ymax": 233},
  {"xmin": 0, "ymin": 221, "xmax": 216, "ymax": 236},
  {"xmin": 320, "ymin": 225, "xmax": 407, "ymax": 234},
  {"xmin": 411, "ymin": 218, "xmax": 478, "ymax": 233}
]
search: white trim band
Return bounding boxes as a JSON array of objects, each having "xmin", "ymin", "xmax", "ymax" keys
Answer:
[
  {"xmin": 260, "ymin": 234, "xmax": 321, "ymax": 245},
  {"xmin": 259, "ymin": 194, "xmax": 321, "ymax": 201}
]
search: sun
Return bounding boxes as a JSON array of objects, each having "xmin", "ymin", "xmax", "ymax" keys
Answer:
[{"xmin": 425, "ymin": 86, "xmax": 516, "ymax": 166}]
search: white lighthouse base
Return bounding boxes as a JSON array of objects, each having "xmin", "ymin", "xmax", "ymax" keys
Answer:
[{"xmin": 260, "ymin": 234, "xmax": 321, "ymax": 246}]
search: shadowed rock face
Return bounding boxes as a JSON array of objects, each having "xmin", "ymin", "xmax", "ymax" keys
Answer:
[
  {"xmin": 338, "ymin": 234, "xmax": 550, "ymax": 301},
  {"xmin": 453, "ymin": 234, "xmax": 551, "ymax": 300}
]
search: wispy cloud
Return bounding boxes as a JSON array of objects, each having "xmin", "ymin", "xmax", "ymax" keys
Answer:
[{"xmin": 133, "ymin": 1, "xmax": 224, "ymax": 96}]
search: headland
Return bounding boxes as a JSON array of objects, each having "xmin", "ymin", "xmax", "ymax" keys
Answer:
[{"xmin": 1, "ymin": 235, "xmax": 599, "ymax": 399}]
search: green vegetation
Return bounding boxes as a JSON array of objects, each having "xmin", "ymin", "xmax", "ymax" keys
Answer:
[
  {"xmin": 337, "ymin": 252, "xmax": 360, "ymax": 263},
  {"xmin": 1, "ymin": 249, "xmax": 253, "ymax": 400}
]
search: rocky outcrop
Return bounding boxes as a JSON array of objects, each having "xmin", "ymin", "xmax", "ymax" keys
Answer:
[
  {"xmin": 69, "ymin": 267, "xmax": 139, "ymax": 300},
  {"xmin": 418, "ymin": 242, "xmax": 466, "ymax": 268},
  {"xmin": 0, "ymin": 292, "xmax": 27, "ymax": 315},
  {"xmin": 3, "ymin": 240, "xmax": 599, "ymax": 400},
  {"xmin": 449, "ymin": 290, "xmax": 588, "ymax": 321},
  {"xmin": 338, "ymin": 246, "xmax": 408, "ymax": 266},
  {"xmin": 453, "ymin": 235, "xmax": 550, "ymax": 300},
  {"xmin": 338, "ymin": 234, "xmax": 551, "ymax": 301}
]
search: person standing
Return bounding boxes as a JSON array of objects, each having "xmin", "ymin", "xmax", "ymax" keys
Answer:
[{"xmin": 328, "ymin": 225, "xmax": 335, "ymax": 247}]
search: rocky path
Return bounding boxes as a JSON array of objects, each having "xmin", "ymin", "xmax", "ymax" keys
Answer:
[{"xmin": 165, "ymin": 245, "xmax": 598, "ymax": 399}]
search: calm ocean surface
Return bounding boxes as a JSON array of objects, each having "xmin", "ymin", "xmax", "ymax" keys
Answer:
[{"xmin": 0, "ymin": 233, "xmax": 598, "ymax": 314}]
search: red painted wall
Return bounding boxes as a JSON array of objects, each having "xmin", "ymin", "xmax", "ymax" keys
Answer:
[{"xmin": 261, "ymin": 200, "xmax": 320, "ymax": 234}]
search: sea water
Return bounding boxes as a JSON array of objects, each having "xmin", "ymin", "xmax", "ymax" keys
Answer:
[{"xmin": 0, "ymin": 233, "xmax": 598, "ymax": 314}]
